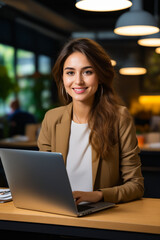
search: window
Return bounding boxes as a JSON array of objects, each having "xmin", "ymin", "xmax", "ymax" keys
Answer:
[
  {"xmin": 16, "ymin": 49, "xmax": 35, "ymax": 116},
  {"xmin": 0, "ymin": 43, "xmax": 15, "ymax": 78},
  {"xmin": 16, "ymin": 51, "xmax": 53, "ymax": 121},
  {"xmin": 16, "ymin": 49, "xmax": 35, "ymax": 76},
  {"xmin": 0, "ymin": 46, "xmax": 54, "ymax": 124},
  {"xmin": 38, "ymin": 55, "xmax": 51, "ymax": 74},
  {"xmin": 0, "ymin": 44, "xmax": 15, "ymax": 116}
]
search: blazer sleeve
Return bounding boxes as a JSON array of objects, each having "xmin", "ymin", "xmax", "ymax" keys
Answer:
[
  {"xmin": 100, "ymin": 107, "xmax": 144, "ymax": 203},
  {"xmin": 37, "ymin": 111, "xmax": 52, "ymax": 152}
]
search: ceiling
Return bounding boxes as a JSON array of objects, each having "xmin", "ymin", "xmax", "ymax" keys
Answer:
[
  {"xmin": 1, "ymin": 0, "xmax": 159, "ymax": 41},
  {"xmin": 35, "ymin": 0, "xmax": 156, "ymax": 30}
]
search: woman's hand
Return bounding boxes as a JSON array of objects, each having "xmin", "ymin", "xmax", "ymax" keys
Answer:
[{"xmin": 73, "ymin": 191, "xmax": 103, "ymax": 205}]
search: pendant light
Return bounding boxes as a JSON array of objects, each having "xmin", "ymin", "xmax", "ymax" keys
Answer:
[
  {"xmin": 111, "ymin": 59, "xmax": 117, "ymax": 67},
  {"xmin": 119, "ymin": 53, "xmax": 147, "ymax": 75},
  {"xmin": 75, "ymin": 0, "xmax": 132, "ymax": 12},
  {"xmin": 155, "ymin": 47, "xmax": 160, "ymax": 54},
  {"xmin": 114, "ymin": 0, "xmax": 159, "ymax": 36},
  {"xmin": 138, "ymin": 32, "xmax": 160, "ymax": 47},
  {"xmin": 120, "ymin": 67, "xmax": 147, "ymax": 75},
  {"xmin": 137, "ymin": 0, "xmax": 160, "ymax": 47}
]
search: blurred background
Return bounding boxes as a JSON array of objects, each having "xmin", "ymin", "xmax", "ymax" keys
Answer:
[
  {"xmin": 0, "ymin": 0, "xmax": 160, "ymax": 197},
  {"xmin": 0, "ymin": 0, "xmax": 160, "ymax": 137},
  {"xmin": 0, "ymin": 0, "xmax": 160, "ymax": 140}
]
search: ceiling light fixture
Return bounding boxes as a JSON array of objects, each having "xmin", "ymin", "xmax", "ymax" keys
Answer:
[
  {"xmin": 120, "ymin": 67, "xmax": 147, "ymax": 75},
  {"xmin": 114, "ymin": 0, "xmax": 159, "ymax": 36},
  {"xmin": 119, "ymin": 53, "xmax": 147, "ymax": 75},
  {"xmin": 155, "ymin": 47, "xmax": 160, "ymax": 54},
  {"xmin": 111, "ymin": 59, "xmax": 117, "ymax": 67},
  {"xmin": 137, "ymin": 0, "xmax": 160, "ymax": 47},
  {"xmin": 138, "ymin": 32, "xmax": 160, "ymax": 47},
  {"xmin": 75, "ymin": 0, "xmax": 132, "ymax": 12}
]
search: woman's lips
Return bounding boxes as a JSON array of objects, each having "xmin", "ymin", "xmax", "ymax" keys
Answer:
[{"xmin": 73, "ymin": 88, "xmax": 87, "ymax": 94}]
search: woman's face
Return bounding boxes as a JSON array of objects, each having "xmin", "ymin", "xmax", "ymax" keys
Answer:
[{"xmin": 63, "ymin": 51, "xmax": 99, "ymax": 105}]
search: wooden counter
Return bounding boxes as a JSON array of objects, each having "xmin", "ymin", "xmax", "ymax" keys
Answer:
[
  {"xmin": 0, "ymin": 198, "xmax": 160, "ymax": 239},
  {"xmin": 141, "ymin": 144, "xmax": 160, "ymax": 152},
  {"xmin": 0, "ymin": 139, "xmax": 38, "ymax": 150}
]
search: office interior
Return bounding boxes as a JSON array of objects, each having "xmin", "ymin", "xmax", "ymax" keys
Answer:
[{"xmin": 0, "ymin": 0, "xmax": 160, "ymax": 206}]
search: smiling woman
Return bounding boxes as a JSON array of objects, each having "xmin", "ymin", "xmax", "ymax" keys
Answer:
[
  {"xmin": 38, "ymin": 38, "xmax": 144, "ymax": 205},
  {"xmin": 63, "ymin": 51, "xmax": 99, "ymax": 113}
]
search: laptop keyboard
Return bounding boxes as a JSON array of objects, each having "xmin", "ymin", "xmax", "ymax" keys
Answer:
[{"xmin": 77, "ymin": 204, "xmax": 94, "ymax": 212}]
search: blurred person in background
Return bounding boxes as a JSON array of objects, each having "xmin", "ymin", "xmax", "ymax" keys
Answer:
[{"xmin": 8, "ymin": 99, "xmax": 36, "ymax": 137}]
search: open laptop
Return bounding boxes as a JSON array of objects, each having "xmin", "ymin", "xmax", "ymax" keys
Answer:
[{"xmin": 0, "ymin": 148, "xmax": 115, "ymax": 217}]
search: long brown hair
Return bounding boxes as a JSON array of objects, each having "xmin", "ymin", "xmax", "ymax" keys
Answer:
[{"xmin": 53, "ymin": 38, "xmax": 119, "ymax": 158}]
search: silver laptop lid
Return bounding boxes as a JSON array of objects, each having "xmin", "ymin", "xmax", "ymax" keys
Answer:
[{"xmin": 0, "ymin": 149, "xmax": 78, "ymax": 216}]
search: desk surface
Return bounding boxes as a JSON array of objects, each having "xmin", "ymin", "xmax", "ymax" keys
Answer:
[
  {"xmin": 0, "ymin": 140, "xmax": 37, "ymax": 148},
  {"xmin": 141, "ymin": 144, "xmax": 160, "ymax": 152},
  {"xmin": 0, "ymin": 198, "xmax": 160, "ymax": 235}
]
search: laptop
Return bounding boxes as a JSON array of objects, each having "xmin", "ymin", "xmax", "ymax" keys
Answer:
[{"xmin": 0, "ymin": 148, "xmax": 115, "ymax": 217}]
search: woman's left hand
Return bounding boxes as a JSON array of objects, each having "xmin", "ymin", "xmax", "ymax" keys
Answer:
[{"xmin": 73, "ymin": 191, "xmax": 103, "ymax": 205}]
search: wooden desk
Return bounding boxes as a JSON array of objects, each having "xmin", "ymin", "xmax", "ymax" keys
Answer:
[
  {"xmin": 141, "ymin": 144, "xmax": 160, "ymax": 152},
  {"xmin": 0, "ymin": 139, "xmax": 38, "ymax": 150},
  {"xmin": 0, "ymin": 198, "xmax": 160, "ymax": 239}
]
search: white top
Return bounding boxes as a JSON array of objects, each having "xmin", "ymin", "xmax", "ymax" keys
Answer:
[{"xmin": 66, "ymin": 121, "xmax": 93, "ymax": 192}]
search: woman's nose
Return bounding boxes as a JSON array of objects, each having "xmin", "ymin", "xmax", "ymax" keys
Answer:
[{"xmin": 75, "ymin": 73, "xmax": 84, "ymax": 84}]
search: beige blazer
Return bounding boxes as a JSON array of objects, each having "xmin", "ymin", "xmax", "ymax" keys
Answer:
[{"xmin": 37, "ymin": 103, "xmax": 144, "ymax": 203}]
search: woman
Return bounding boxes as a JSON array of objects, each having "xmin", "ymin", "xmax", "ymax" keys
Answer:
[{"xmin": 38, "ymin": 38, "xmax": 144, "ymax": 204}]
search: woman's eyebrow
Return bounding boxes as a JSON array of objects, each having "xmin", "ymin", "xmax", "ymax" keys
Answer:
[
  {"xmin": 82, "ymin": 66, "xmax": 93, "ymax": 70},
  {"xmin": 64, "ymin": 66, "xmax": 93, "ymax": 70},
  {"xmin": 64, "ymin": 67, "xmax": 74, "ymax": 70}
]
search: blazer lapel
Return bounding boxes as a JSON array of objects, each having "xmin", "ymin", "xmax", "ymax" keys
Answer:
[{"xmin": 56, "ymin": 104, "xmax": 72, "ymax": 164}]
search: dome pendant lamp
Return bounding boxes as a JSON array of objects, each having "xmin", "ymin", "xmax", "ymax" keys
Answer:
[
  {"xmin": 137, "ymin": 0, "xmax": 160, "ymax": 47},
  {"xmin": 120, "ymin": 67, "xmax": 147, "ymax": 75},
  {"xmin": 155, "ymin": 47, "xmax": 160, "ymax": 54},
  {"xmin": 138, "ymin": 32, "xmax": 160, "ymax": 47},
  {"xmin": 75, "ymin": 0, "xmax": 132, "ymax": 12},
  {"xmin": 114, "ymin": 0, "xmax": 159, "ymax": 36},
  {"xmin": 119, "ymin": 53, "xmax": 147, "ymax": 75}
]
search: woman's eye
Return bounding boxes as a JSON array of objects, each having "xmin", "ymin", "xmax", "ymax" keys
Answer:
[
  {"xmin": 67, "ymin": 71, "xmax": 74, "ymax": 76},
  {"xmin": 84, "ymin": 70, "xmax": 93, "ymax": 75}
]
